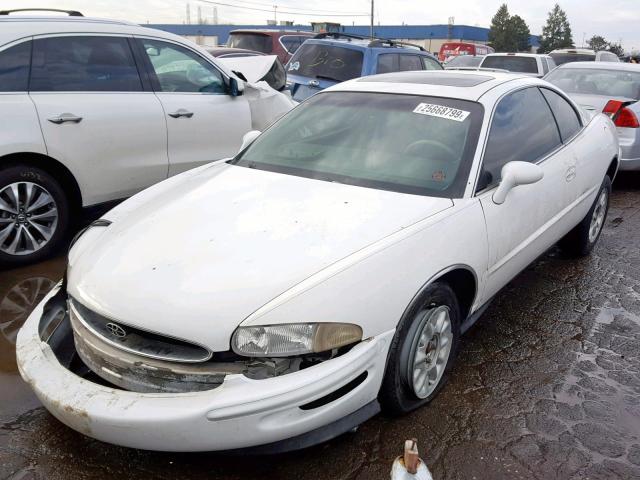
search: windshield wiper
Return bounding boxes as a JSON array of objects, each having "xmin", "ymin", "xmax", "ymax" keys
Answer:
[{"xmin": 314, "ymin": 74, "xmax": 342, "ymax": 82}]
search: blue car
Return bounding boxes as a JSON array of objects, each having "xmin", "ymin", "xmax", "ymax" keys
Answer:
[{"xmin": 286, "ymin": 33, "xmax": 443, "ymax": 102}]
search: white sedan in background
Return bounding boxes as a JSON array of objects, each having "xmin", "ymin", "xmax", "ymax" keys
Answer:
[
  {"xmin": 17, "ymin": 71, "xmax": 619, "ymax": 452},
  {"xmin": 546, "ymin": 61, "xmax": 640, "ymax": 170}
]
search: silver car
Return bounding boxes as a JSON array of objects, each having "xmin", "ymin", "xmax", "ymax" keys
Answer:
[{"xmin": 546, "ymin": 61, "xmax": 640, "ymax": 171}]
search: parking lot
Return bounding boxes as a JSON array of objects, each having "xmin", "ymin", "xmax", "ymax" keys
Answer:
[{"xmin": 1, "ymin": 171, "xmax": 638, "ymax": 479}]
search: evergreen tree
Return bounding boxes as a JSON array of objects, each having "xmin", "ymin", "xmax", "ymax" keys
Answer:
[
  {"xmin": 511, "ymin": 15, "xmax": 531, "ymax": 52},
  {"xmin": 608, "ymin": 42, "xmax": 624, "ymax": 57},
  {"xmin": 587, "ymin": 35, "xmax": 608, "ymax": 51},
  {"xmin": 538, "ymin": 4, "xmax": 573, "ymax": 53},
  {"xmin": 488, "ymin": 4, "xmax": 512, "ymax": 52}
]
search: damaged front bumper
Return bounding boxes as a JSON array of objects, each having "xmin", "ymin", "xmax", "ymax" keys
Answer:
[{"xmin": 16, "ymin": 284, "xmax": 393, "ymax": 452}]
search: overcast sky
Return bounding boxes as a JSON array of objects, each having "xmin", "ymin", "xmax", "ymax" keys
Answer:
[{"xmin": 3, "ymin": 0, "xmax": 640, "ymax": 51}]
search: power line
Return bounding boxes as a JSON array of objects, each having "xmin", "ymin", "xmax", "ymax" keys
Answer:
[
  {"xmin": 197, "ymin": 0, "xmax": 370, "ymax": 17},
  {"xmin": 210, "ymin": 0, "xmax": 368, "ymax": 15}
]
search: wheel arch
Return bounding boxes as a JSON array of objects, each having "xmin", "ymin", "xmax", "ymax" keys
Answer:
[{"xmin": 0, "ymin": 152, "xmax": 83, "ymax": 212}]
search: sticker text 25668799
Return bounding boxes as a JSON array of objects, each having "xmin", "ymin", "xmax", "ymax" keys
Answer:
[{"xmin": 412, "ymin": 103, "xmax": 470, "ymax": 122}]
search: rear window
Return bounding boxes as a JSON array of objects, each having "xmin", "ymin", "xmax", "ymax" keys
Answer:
[
  {"xmin": 445, "ymin": 55, "xmax": 483, "ymax": 68},
  {"xmin": 228, "ymin": 33, "xmax": 271, "ymax": 54},
  {"xmin": 546, "ymin": 67, "xmax": 640, "ymax": 99},
  {"xmin": 549, "ymin": 53, "xmax": 596, "ymax": 66},
  {"xmin": 287, "ymin": 44, "xmax": 363, "ymax": 82},
  {"xmin": 481, "ymin": 56, "xmax": 538, "ymax": 74}
]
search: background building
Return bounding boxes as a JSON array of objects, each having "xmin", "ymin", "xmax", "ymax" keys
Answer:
[{"xmin": 147, "ymin": 23, "xmax": 540, "ymax": 55}]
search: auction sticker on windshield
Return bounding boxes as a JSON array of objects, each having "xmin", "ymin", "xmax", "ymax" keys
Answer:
[{"xmin": 413, "ymin": 103, "xmax": 470, "ymax": 122}]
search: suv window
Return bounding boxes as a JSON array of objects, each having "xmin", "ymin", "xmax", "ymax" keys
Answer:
[
  {"xmin": 481, "ymin": 87, "xmax": 561, "ymax": 188},
  {"xmin": 540, "ymin": 88, "xmax": 582, "ymax": 142},
  {"xmin": 30, "ymin": 36, "xmax": 142, "ymax": 92},
  {"xmin": 142, "ymin": 40, "xmax": 225, "ymax": 94},
  {"xmin": 228, "ymin": 33, "xmax": 271, "ymax": 54},
  {"xmin": 287, "ymin": 43, "xmax": 363, "ymax": 82},
  {"xmin": 0, "ymin": 41, "xmax": 31, "ymax": 92},
  {"xmin": 422, "ymin": 56, "xmax": 442, "ymax": 70},
  {"xmin": 377, "ymin": 54, "xmax": 428, "ymax": 74},
  {"xmin": 378, "ymin": 54, "xmax": 418, "ymax": 73},
  {"xmin": 481, "ymin": 55, "xmax": 538, "ymax": 74}
]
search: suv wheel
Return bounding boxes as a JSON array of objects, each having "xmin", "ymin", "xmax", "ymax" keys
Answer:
[{"xmin": 0, "ymin": 165, "xmax": 69, "ymax": 267}]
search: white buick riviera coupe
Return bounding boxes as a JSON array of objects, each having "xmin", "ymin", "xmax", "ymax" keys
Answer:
[{"xmin": 17, "ymin": 71, "xmax": 619, "ymax": 452}]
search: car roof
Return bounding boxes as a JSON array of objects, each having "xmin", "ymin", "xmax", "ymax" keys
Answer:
[
  {"xmin": 0, "ymin": 15, "xmax": 192, "ymax": 48},
  {"xmin": 555, "ymin": 61, "xmax": 640, "ymax": 72},
  {"xmin": 300, "ymin": 37, "xmax": 433, "ymax": 55},
  {"xmin": 484, "ymin": 52, "xmax": 549, "ymax": 58},
  {"xmin": 326, "ymin": 70, "xmax": 531, "ymax": 101},
  {"xmin": 550, "ymin": 48, "xmax": 595, "ymax": 55},
  {"xmin": 229, "ymin": 29, "xmax": 312, "ymax": 36}
]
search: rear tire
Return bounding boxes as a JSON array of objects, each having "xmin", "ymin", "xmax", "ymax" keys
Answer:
[
  {"xmin": 558, "ymin": 176, "xmax": 611, "ymax": 258},
  {"xmin": 379, "ymin": 282, "xmax": 461, "ymax": 415},
  {"xmin": 0, "ymin": 165, "xmax": 69, "ymax": 268}
]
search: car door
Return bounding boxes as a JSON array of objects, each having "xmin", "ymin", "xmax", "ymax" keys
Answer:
[
  {"xmin": 29, "ymin": 35, "xmax": 168, "ymax": 205},
  {"xmin": 136, "ymin": 38, "xmax": 251, "ymax": 176},
  {"xmin": 477, "ymin": 86, "xmax": 576, "ymax": 302}
]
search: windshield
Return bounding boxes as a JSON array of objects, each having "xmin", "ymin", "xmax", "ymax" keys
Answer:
[
  {"xmin": 549, "ymin": 53, "xmax": 596, "ymax": 65},
  {"xmin": 446, "ymin": 56, "xmax": 483, "ymax": 68},
  {"xmin": 546, "ymin": 68, "xmax": 640, "ymax": 99},
  {"xmin": 481, "ymin": 56, "xmax": 538, "ymax": 73},
  {"xmin": 228, "ymin": 33, "xmax": 271, "ymax": 54},
  {"xmin": 286, "ymin": 44, "xmax": 363, "ymax": 82},
  {"xmin": 231, "ymin": 92, "xmax": 483, "ymax": 197}
]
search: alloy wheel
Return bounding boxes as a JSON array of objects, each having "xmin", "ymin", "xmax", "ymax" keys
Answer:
[
  {"xmin": 588, "ymin": 189, "xmax": 608, "ymax": 243},
  {"xmin": 408, "ymin": 305, "xmax": 453, "ymax": 399},
  {"xmin": 0, "ymin": 182, "xmax": 58, "ymax": 255}
]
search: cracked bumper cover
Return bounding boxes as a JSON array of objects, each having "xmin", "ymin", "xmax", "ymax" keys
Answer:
[{"xmin": 16, "ymin": 285, "xmax": 393, "ymax": 452}]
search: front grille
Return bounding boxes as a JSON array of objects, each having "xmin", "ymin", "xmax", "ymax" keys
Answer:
[
  {"xmin": 69, "ymin": 298, "xmax": 212, "ymax": 363},
  {"xmin": 69, "ymin": 310, "xmax": 244, "ymax": 393}
]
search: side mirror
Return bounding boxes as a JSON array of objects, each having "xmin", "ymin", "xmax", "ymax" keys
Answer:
[
  {"xmin": 228, "ymin": 77, "xmax": 242, "ymax": 96},
  {"xmin": 240, "ymin": 130, "xmax": 261, "ymax": 151},
  {"xmin": 492, "ymin": 161, "xmax": 544, "ymax": 205}
]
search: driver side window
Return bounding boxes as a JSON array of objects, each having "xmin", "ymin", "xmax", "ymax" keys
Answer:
[
  {"xmin": 142, "ymin": 39, "xmax": 225, "ymax": 94},
  {"xmin": 479, "ymin": 87, "xmax": 561, "ymax": 190}
]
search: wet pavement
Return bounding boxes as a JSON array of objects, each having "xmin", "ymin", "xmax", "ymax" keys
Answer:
[{"xmin": 1, "ymin": 173, "xmax": 639, "ymax": 480}]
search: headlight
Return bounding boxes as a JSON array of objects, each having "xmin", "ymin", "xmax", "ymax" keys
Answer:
[{"xmin": 231, "ymin": 323, "xmax": 362, "ymax": 357}]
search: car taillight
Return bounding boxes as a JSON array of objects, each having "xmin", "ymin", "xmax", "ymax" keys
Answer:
[{"xmin": 603, "ymin": 100, "xmax": 640, "ymax": 128}]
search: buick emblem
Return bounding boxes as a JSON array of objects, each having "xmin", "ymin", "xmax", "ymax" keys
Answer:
[{"xmin": 106, "ymin": 322, "xmax": 127, "ymax": 338}]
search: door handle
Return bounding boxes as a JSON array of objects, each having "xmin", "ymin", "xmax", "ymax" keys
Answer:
[
  {"xmin": 47, "ymin": 113, "xmax": 83, "ymax": 124},
  {"xmin": 168, "ymin": 109, "xmax": 194, "ymax": 118}
]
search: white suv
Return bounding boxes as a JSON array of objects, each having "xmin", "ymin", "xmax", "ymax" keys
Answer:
[{"xmin": 0, "ymin": 10, "xmax": 287, "ymax": 266}]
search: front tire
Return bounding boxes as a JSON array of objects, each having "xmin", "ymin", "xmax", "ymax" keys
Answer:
[
  {"xmin": 0, "ymin": 165, "xmax": 69, "ymax": 268},
  {"xmin": 379, "ymin": 282, "xmax": 461, "ymax": 415},
  {"xmin": 559, "ymin": 176, "xmax": 611, "ymax": 257}
]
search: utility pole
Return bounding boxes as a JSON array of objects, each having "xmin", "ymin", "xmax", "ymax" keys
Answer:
[
  {"xmin": 370, "ymin": 0, "xmax": 374, "ymax": 39},
  {"xmin": 186, "ymin": 3, "xmax": 191, "ymax": 24},
  {"xmin": 274, "ymin": 4, "xmax": 277, "ymax": 24}
]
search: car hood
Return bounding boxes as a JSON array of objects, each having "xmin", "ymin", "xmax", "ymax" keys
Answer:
[
  {"xmin": 218, "ymin": 55, "xmax": 278, "ymax": 83},
  {"xmin": 68, "ymin": 163, "xmax": 453, "ymax": 352}
]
